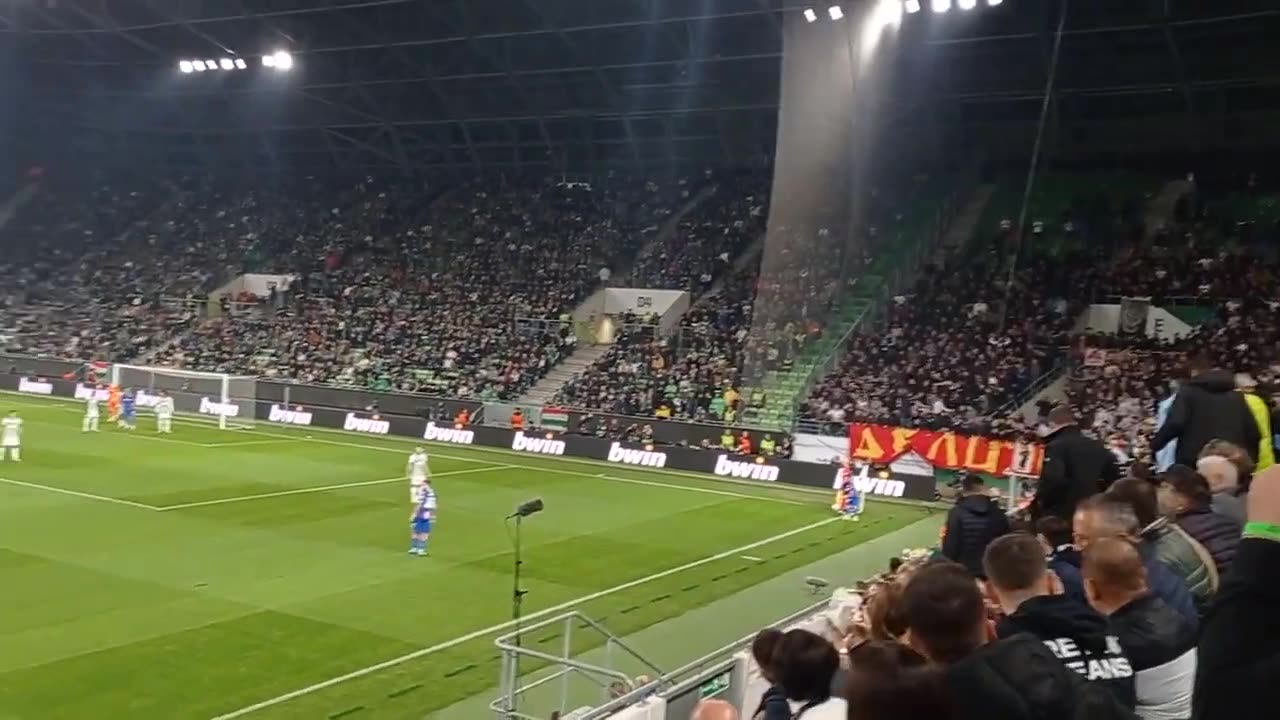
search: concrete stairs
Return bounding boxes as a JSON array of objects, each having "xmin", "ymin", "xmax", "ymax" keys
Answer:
[{"xmin": 517, "ymin": 343, "xmax": 611, "ymax": 406}]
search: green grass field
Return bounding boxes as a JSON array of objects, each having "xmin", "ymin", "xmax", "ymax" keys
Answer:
[{"xmin": 0, "ymin": 394, "xmax": 931, "ymax": 719}]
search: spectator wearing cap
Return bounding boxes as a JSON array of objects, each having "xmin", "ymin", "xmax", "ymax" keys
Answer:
[
  {"xmin": 1158, "ymin": 465, "xmax": 1242, "ymax": 577},
  {"xmin": 1151, "ymin": 355, "xmax": 1260, "ymax": 468},
  {"xmin": 770, "ymin": 629, "xmax": 848, "ymax": 719},
  {"xmin": 984, "ymin": 535, "xmax": 1136, "ymax": 709},
  {"xmin": 901, "ymin": 562, "xmax": 1137, "ymax": 720},
  {"xmin": 941, "ymin": 474, "xmax": 1011, "ymax": 578},
  {"xmin": 1105, "ymin": 478, "xmax": 1217, "ymax": 616},
  {"xmin": 1235, "ymin": 373, "xmax": 1275, "ymax": 471},
  {"xmin": 1193, "ymin": 465, "xmax": 1280, "ymax": 720},
  {"xmin": 1073, "ymin": 496, "xmax": 1199, "ymax": 629},
  {"xmin": 1196, "ymin": 454, "xmax": 1246, "ymax": 525},
  {"xmin": 1082, "ymin": 537, "xmax": 1196, "ymax": 720},
  {"xmin": 1034, "ymin": 406, "xmax": 1121, "ymax": 524}
]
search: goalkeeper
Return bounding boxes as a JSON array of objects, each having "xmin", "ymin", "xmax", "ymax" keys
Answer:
[{"xmin": 155, "ymin": 390, "xmax": 175, "ymax": 434}]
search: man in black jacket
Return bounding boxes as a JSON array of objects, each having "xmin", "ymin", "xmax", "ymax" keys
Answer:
[
  {"xmin": 902, "ymin": 562, "xmax": 1138, "ymax": 720},
  {"xmin": 942, "ymin": 473, "xmax": 1011, "ymax": 578},
  {"xmin": 1034, "ymin": 406, "xmax": 1120, "ymax": 525},
  {"xmin": 1151, "ymin": 357, "xmax": 1260, "ymax": 467},
  {"xmin": 1083, "ymin": 537, "xmax": 1196, "ymax": 720},
  {"xmin": 1194, "ymin": 464, "xmax": 1280, "ymax": 720},
  {"xmin": 984, "ymin": 534, "xmax": 1136, "ymax": 709}
]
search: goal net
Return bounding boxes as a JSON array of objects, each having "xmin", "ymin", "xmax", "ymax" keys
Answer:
[{"xmin": 109, "ymin": 364, "xmax": 257, "ymax": 429}]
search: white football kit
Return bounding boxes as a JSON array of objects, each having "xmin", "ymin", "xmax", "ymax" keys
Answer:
[
  {"xmin": 156, "ymin": 397, "xmax": 175, "ymax": 434},
  {"xmin": 407, "ymin": 451, "xmax": 430, "ymax": 502},
  {"xmin": 83, "ymin": 397, "xmax": 100, "ymax": 432},
  {"xmin": 2, "ymin": 416, "xmax": 22, "ymax": 461}
]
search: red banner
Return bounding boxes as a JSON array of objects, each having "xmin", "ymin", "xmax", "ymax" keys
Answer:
[{"xmin": 847, "ymin": 423, "xmax": 1043, "ymax": 477}]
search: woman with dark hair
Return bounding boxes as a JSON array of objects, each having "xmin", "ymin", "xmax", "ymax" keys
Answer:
[
  {"xmin": 845, "ymin": 641, "xmax": 956, "ymax": 720},
  {"xmin": 749, "ymin": 629, "xmax": 790, "ymax": 720},
  {"xmin": 771, "ymin": 629, "xmax": 848, "ymax": 719}
]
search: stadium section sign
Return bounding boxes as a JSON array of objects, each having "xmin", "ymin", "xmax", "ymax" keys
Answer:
[{"xmin": 848, "ymin": 423, "xmax": 1043, "ymax": 477}]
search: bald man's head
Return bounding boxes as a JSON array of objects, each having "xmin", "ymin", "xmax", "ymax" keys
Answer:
[
  {"xmin": 691, "ymin": 698, "xmax": 739, "ymax": 720},
  {"xmin": 1082, "ymin": 536, "xmax": 1148, "ymax": 615},
  {"xmin": 1197, "ymin": 455, "xmax": 1239, "ymax": 494}
]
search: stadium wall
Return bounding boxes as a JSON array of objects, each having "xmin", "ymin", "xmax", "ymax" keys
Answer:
[{"xmin": 0, "ymin": 371, "xmax": 936, "ymax": 501}]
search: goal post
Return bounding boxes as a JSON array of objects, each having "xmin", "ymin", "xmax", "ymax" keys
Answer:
[{"xmin": 109, "ymin": 364, "xmax": 257, "ymax": 429}]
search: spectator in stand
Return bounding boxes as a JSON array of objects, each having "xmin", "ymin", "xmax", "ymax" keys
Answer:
[
  {"xmin": 1193, "ymin": 465, "xmax": 1280, "ymax": 720},
  {"xmin": 1236, "ymin": 373, "xmax": 1276, "ymax": 471},
  {"xmin": 1082, "ymin": 537, "xmax": 1197, "ymax": 720},
  {"xmin": 1072, "ymin": 496, "xmax": 1199, "ymax": 628},
  {"xmin": 1034, "ymin": 406, "xmax": 1120, "ymax": 524},
  {"xmin": 983, "ymin": 534, "xmax": 1136, "ymax": 709},
  {"xmin": 941, "ymin": 473, "xmax": 1011, "ymax": 578},
  {"xmin": 900, "ymin": 562, "xmax": 1138, "ymax": 720},
  {"xmin": 748, "ymin": 629, "xmax": 790, "ymax": 720},
  {"xmin": 770, "ymin": 629, "xmax": 848, "ymax": 719},
  {"xmin": 1035, "ymin": 516, "xmax": 1086, "ymax": 602},
  {"xmin": 844, "ymin": 641, "xmax": 955, "ymax": 720},
  {"xmin": 1104, "ymin": 478, "xmax": 1217, "ymax": 616},
  {"xmin": 1157, "ymin": 465, "xmax": 1242, "ymax": 577},
  {"xmin": 1196, "ymin": 452, "xmax": 1246, "ymax": 524},
  {"xmin": 691, "ymin": 699, "xmax": 738, "ymax": 720},
  {"xmin": 1151, "ymin": 355, "xmax": 1260, "ymax": 467}
]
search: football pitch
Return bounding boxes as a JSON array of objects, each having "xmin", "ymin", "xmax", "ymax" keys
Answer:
[{"xmin": 0, "ymin": 394, "xmax": 933, "ymax": 719}]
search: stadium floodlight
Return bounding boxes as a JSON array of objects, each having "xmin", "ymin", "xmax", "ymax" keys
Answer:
[
  {"xmin": 987, "ymin": 0, "xmax": 1003, "ymax": 4},
  {"xmin": 264, "ymin": 50, "xmax": 293, "ymax": 71},
  {"xmin": 218, "ymin": 58, "xmax": 234, "ymax": 70},
  {"xmin": 179, "ymin": 60, "xmax": 194, "ymax": 73},
  {"xmin": 234, "ymin": 57, "xmax": 247, "ymax": 69},
  {"xmin": 192, "ymin": 60, "xmax": 207, "ymax": 71},
  {"xmin": 905, "ymin": 0, "xmax": 922, "ymax": 12},
  {"xmin": 931, "ymin": 0, "xmax": 951, "ymax": 12},
  {"xmin": 205, "ymin": 60, "xmax": 218, "ymax": 72},
  {"xmin": 959, "ymin": 0, "xmax": 977, "ymax": 9},
  {"xmin": 803, "ymin": 7, "xmax": 818, "ymax": 22},
  {"xmin": 828, "ymin": 5, "xmax": 844, "ymax": 20}
]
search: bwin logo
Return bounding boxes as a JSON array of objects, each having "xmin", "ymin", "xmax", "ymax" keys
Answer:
[
  {"xmin": 269, "ymin": 404, "xmax": 314, "ymax": 426},
  {"xmin": 606, "ymin": 442, "xmax": 668, "ymax": 468},
  {"xmin": 199, "ymin": 397, "xmax": 241, "ymax": 417},
  {"xmin": 423, "ymin": 422, "xmax": 475, "ymax": 445},
  {"xmin": 511, "ymin": 432, "xmax": 566, "ymax": 456},
  {"xmin": 344, "ymin": 413, "xmax": 390, "ymax": 435},
  {"xmin": 713, "ymin": 455, "xmax": 780, "ymax": 482}
]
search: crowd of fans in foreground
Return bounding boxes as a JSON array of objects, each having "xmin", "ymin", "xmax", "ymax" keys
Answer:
[{"xmin": 682, "ymin": 387, "xmax": 1278, "ymax": 720}]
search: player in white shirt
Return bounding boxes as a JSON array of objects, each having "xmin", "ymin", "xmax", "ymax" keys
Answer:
[
  {"xmin": 2, "ymin": 411, "xmax": 22, "ymax": 462},
  {"xmin": 407, "ymin": 446, "xmax": 431, "ymax": 503},
  {"xmin": 155, "ymin": 390, "xmax": 175, "ymax": 434},
  {"xmin": 83, "ymin": 390, "xmax": 101, "ymax": 433}
]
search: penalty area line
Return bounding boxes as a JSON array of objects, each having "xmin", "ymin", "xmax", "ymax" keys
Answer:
[
  {"xmin": 0, "ymin": 476, "xmax": 161, "ymax": 510},
  {"xmin": 207, "ymin": 515, "xmax": 842, "ymax": 720},
  {"xmin": 156, "ymin": 464, "xmax": 513, "ymax": 511}
]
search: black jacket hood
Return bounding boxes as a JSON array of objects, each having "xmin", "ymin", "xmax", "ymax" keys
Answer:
[
  {"xmin": 1188, "ymin": 369, "xmax": 1237, "ymax": 393},
  {"xmin": 958, "ymin": 493, "xmax": 996, "ymax": 516},
  {"xmin": 998, "ymin": 594, "xmax": 1112, "ymax": 655}
]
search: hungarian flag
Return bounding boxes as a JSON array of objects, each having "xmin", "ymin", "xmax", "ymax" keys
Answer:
[{"xmin": 541, "ymin": 406, "xmax": 569, "ymax": 433}]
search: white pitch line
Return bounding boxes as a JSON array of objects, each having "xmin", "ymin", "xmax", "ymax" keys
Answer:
[
  {"xmin": 208, "ymin": 515, "xmax": 841, "ymax": 720},
  {"xmin": 157, "ymin": 465, "xmax": 513, "ymax": 510},
  {"xmin": 597, "ymin": 473, "xmax": 803, "ymax": 505},
  {"xmin": 200, "ymin": 439, "xmax": 297, "ymax": 448},
  {"xmin": 0, "ymin": 476, "xmax": 160, "ymax": 510},
  {"xmin": 740, "ymin": 555, "xmax": 764, "ymax": 562}
]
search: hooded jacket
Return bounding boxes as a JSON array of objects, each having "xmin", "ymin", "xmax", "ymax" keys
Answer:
[
  {"xmin": 942, "ymin": 493, "xmax": 1012, "ymax": 577},
  {"xmin": 1140, "ymin": 518, "xmax": 1218, "ymax": 617},
  {"xmin": 946, "ymin": 633, "xmax": 1140, "ymax": 720},
  {"xmin": 1108, "ymin": 593, "xmax": 1197, "ymax": 720},
  {"xmin": 1151, "ymin": 369, "xmax": 1260, "ymax": 467},
  {"xmin": 1034, "ymin": 425, "xmax": 1121, "ymax": 523},
  {"xmin": 1173, "ymin": 506, "xmax": 1241, "ymax": 578},
  {"xmin": 995, "ymin": 594, "xmax": 1136, "ymax": 709}
]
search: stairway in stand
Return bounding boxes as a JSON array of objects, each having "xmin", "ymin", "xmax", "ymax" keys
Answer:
[{"xmin": 517, "ymin": 344, "xmax": 612, "ymax": 407}]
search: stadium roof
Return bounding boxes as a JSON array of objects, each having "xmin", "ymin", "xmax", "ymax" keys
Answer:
[{"xmin": 6, "ymin": 0, "xmax": 1280, "ymax": 175}]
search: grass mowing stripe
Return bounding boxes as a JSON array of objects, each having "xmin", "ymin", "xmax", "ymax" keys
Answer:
[
  {"xmin": 0, "ymin": 476, "xmax": 161, "ymax": 510},
  {"xmin": 207, "ymin": 516, "xmax": 842, "ymax": 720},
  {"xmin": 155, "ymin": 465, "xmax": 514, "ymax": 511}
]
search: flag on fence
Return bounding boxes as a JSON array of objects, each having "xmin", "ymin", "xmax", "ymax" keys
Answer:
[{"xmin": 541, "ymin": 406, "xmax": 569, "ymax": 433}]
